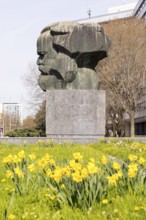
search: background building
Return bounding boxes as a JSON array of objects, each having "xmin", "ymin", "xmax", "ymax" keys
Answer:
[
  {"xmin": 0, "ymin": 102, "xmax": 22, "ymax": 135},
  {"xmin": 133, "ymin": 0, "xmax": 146, "ymax": 18},
  {"xmin": 76, "ymin": 2, "xmax": 137, "ymax": 24}
]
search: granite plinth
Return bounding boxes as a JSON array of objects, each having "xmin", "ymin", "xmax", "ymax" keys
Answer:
[{"xmin": 46, "ymin": 90, "xmax": 105, "ymax": 143}]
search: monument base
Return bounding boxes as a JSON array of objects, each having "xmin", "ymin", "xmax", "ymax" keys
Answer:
[{"xmin": 46, "ymin": 90, "xmax": 105, "ymax": 144}]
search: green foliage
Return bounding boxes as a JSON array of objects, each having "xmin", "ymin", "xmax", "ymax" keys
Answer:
[{"xmin": 5, "ymin": 128, "xmax": 40, "ymax": 137}]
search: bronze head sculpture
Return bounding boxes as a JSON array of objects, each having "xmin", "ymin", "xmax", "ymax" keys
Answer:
[{"xmin": 37, "ymin": 21, "xmax": 110, "ymax": 91}]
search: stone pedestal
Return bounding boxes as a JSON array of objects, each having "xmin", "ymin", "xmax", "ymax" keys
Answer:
[{"xmin": 46, "ymin": 90, "xmax": 105, "ymax": 144}]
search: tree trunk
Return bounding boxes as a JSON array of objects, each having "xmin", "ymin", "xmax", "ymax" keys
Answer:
[{"xmin": 130, "ymin": 110, "xmax": 135, "ymax": 137}]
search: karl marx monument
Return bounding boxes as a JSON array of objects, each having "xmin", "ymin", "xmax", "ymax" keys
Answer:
[{"xmin": 37, "ymin": 21, "xmax": 110, "ymax": 143}]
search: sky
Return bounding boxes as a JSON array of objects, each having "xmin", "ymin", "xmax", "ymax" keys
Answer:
[{"xmin": 0, "ymin": 0, "xmax": 138, "ymax": 116}]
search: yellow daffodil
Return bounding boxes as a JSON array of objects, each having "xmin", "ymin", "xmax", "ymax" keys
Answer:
[
  {"xmin": 112, "ymin": 162, "xmax": 121, "ymax": 171},
  {"xmin": 107, "ymin": 174, "xmax": 118, "ymax": 186},
  {"xmin": 128, "ymin": 163, "xmax": 138, "ymax": 178},
  {"xmin": 128, "ymin": 170, "xmax": 137, "ymax": 178},
  {"xmin": 134, "ymin": 206, "xmax": 140, "ymax": 211},
  {"xmin": 63, "ymin": 166, "xmax": 71, "ymax": 177},
  {"xmin": 128, "ymin": 163, "xmax": 138, "ymax": 171},
  {"xmin": 29, "ymin": 153, "xmax": 36, "ymax": 160},
  {"xmin": 101, "ymin": 156, "xmax": 108, "ymax": 165},
  {"xmin": 6, "ymin": 170, "xmax": 14, "ymax": 179},
  {"xmin": 69, "ymin": 160, "xmax": 82, "ymax": 171},
  {"xmin": 117, "ymin": 170, "xmax": 123, "ymax": 179},
  {"xmin": 52, "ymin": 167, "xmax": 63, "ymax": 182},
  {"xmin": 49, "ymin": 195, "xmax": 56, "ymax": 200},
  {"xmin": 89, "ymin": 158, "xmax": 95, "ymax": 163},
  {"xmin": 5, "ymin": 186, "xmax": 15, "ymax": 193},
  {"xmin": 14, "ymin": 167, "xmax": 24, "ymax": 179},
  {"xmin": 28, "ymin": 164, "xmax": 35, "ymax": 172},
  {"xmin": 21, "ymin": 214, "xmax": 26, "ymax": 219},
  {"xmin": 87, "ymin": 162, "xmax": 99, "ymax": 174},
  {"xmin": 69, "ymin": 159, "xmax": 76, "ymax": 168},
  {"xmin": 138, "ymin": 157, "xmax": 145, "ymax": 165},
  {"xmin": 72, "ymin": 171, "xmax": 83, "ymax": 183},
  {"xmin": 3, "ymin": 154, "xmax": 13, "ymax": 163},
  {"xmin": 38, "ymin": 158, "xmax": 48, "ymax": 168},
  {"xmin": 81, "ymin": 167, "xmax": 88, "ymax": 179},
  {"xmin": 12, "ymin": 155, "xmax": 21, "ymax": 163},
  {"xmin": 128, "ymin": 154, "xmax": 138, "ymax": 162},
  {"xmin": 44, "ymin": 154, "xmax": 50, "ymax": 161},
  {"xmin": 17, "ymin": 150, "xmax": 25, "ymax": 159},
  {"xmin": 73, "ymin": 152, "xmax": 83, "ymax": 161},
  {"xmin": 46, "ymin": 168, "xmax": 52, "ymax": 177},
  {"xmin": 61, "ymin": 184, "xmax": 65, "ymax": 189},
  {"xmin": 49, "ymin": 158, "xmax": 56, "ymax": 166},
  {"xmin": 8, "ymin": 214, "xmax": 16, "ymax": 220},
  {"xmin": 101, "ymin": 199, "xmax": 108, "ymax": 204}
]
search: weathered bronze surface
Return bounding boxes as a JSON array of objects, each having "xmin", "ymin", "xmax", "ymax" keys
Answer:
[{"xmin": 37, "ymin": 21, "xmax": 110, "ymax": 90}]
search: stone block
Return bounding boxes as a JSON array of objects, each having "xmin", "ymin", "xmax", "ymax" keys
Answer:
[{"xmin": 46, "ymin": 90, "xmax": 105, "ymax": 142}]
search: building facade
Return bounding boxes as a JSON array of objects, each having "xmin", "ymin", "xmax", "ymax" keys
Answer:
[
  {"xmin": 1, "ymin": 103, "xmax": 22, "ymax": 135},
  {"xmin": 76, "ymin": 2, "xmax": 137, "ymax": 24},
  {"xmin": 133, "ymin": 0, "xmax": 146, "ymax": 18}
]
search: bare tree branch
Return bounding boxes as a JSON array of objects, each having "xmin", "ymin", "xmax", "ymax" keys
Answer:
[{"xmin": 22, "ymin": 61, "xmax": 45, "ymax": 113}]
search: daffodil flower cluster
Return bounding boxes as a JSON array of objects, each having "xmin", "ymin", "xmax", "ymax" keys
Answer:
[
  {"xmin": 2, "ymin": 151, "xmax": 146, "ymax": 210},
  {"xmin": 3, "ymin": 150, "xmax": 25, "ymax": 164},
  {"xmin": 3, "ymin": 151, "xmax": 26, "ymax": 181},
  {"xmin": 101, "ymin": 154, "xmax": 146, "ymax": 189}
]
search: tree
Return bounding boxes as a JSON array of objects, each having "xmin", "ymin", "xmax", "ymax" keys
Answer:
[
  {"xmin": 22, "ymin": 62, "xmax": 45, "ymax": 113},
  {"xmin": 3, "ymin": 110, "xmax": 21, "ymax": 135},
  {"xmin": 22, "ymin": 115, "xmax": 36, "ymax": 129},
  {"xmin": 97, "ymin": 18, "xmax": 146, "ymax": 137},
  {"xmin": 34, "ymin": 100, "xmax": 46, "ymax": 136},
  {"xmin": 105, "ymin": 92, "xmax": 125, "ymax": 137}
]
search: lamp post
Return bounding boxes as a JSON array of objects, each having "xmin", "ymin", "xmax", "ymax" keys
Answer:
[{"xmin": 87, "ymin": 9, "xmax": 92, "ymax": 18}]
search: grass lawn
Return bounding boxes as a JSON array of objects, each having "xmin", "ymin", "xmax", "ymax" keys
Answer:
[{"xmin": 0, "ymin": 139, "xmax": 146, "ymax": 220}]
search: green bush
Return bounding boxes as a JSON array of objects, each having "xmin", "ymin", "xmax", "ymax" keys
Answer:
[{"xmin": 5, "ymin": 128, "xmax": 40, "ymax": 137}]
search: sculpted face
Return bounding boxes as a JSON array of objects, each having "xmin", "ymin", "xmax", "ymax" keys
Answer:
[
  {"xmin": 37, "ymin": 52, "xmax": 67, "ymax": 90},
  {"xmin": 36, "ymin": 21, "xmax": 110, "ymax": 91},
  {"xmin": 37, "ymin": 52, "xmax": 48, "ymax": 74},
  {"xmin": 37, "ymin": 52, "xmax": 55, "ymax": 75}
]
